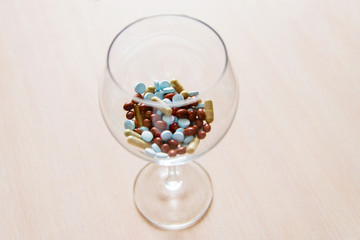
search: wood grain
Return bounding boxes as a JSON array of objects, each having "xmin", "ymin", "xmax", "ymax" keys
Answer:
[{"xmin": 1, "ymin": 0, "xmax": 360, "ymax": 239}]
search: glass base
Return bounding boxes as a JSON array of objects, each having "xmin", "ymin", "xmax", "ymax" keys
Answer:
[{"xmin": 133, "ymin": 161, "xmax": 213, "ymax": 230}]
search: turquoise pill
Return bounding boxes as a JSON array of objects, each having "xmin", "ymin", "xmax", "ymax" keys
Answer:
[
  {"xmin": 124, "ymin": 120, "xmax": 135, "ymax": 130},
  {"xmin": 189, "ymin": 91, "xmax": 199, "ymax": 96},
  {"xmin": 172, "ymin": 94, "xmax": 184, "ymax": 102},
  {"xmin": 159, "ymin": 80, "xmax": 170, "ymax": 90},
  {"xmin": 183, "ymin": 135, "xmax": 194, "ymax": 144},
  {"xmin": 162, "ymin": 98, "xmax": 172, "ymax": 105},
  {"xmin": 156, "ymin": 110, "xmax": 163, "ymax": 116},
  {"xmin": 176, "ymin": 128, "xmax": 184, "ymax": 133},
  {"xmin": 162, "ymin": 115, "xmax": 175, "ymax": 125},
  {"xmin": 154, "ymin": 91, "xmax": 164, "ymax": 99},
  {"xmin": 156, "ymin": 152, "xmax": 168, "ymax": 158},
  {"xmin": 134, "ymin": 83, "xmax": 146, "ymax": 94},
  {"xmin": 178, "ymin": 118, "xmax": 190, "ymax": 128},
  {"xmin": 173, "ymin": 132, "xmax": 184, "ymax": 143},
  {"xmin": 139, "ymin": 126, "xmax": 149, "ymax": 132},
  {"xmin": 151, "ymin": 143, "xmax": 161, "ymax": 153},
  {"xmin": 145, "ymin": 148, "xmax": 156, "ymax": 156},
  {"xmin": 195, "ymin": 103, "xmax": 205, "ymax": 109},
  {"xmin": 141, "ymin": 130, "xmax": 153, "ymax": 142},
  {"xmin": 162, "ymin": 87, "xmax": 175, "ymax": 93},
  {"xmin": 154, "ymin": 80, "xmax": 160, "ymax": 91},
  {"xmin": 144, "ymin": 92, "xmax": 154, "ymax": 100},
  {"xmin": 160, "ymin": 130, "xmax": 172, "ymax": 142}
]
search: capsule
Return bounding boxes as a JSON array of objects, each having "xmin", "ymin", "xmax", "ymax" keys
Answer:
[
  {"xmin": 186, "ymin": 137, "xmax": 200, "ymax": 154},
  {"xmin": 204, "ymin": 99, "xmax": 214, "ymax": 123},
  {"xmin": 180, "ymin": 90, "xmax": 189, "ymax": 99},
  {"xmin": 124, "ymin": 129, "xmax": 141, "ymax": 139},
  {"xmin": 151, "ymin": 96, "xmax": 172, "ymax": 115},
  {"xmin": 144, "ymin": 86, "xmax": 155, "ymax": 94},
  {"xmin": 134, "ymin": 104, "xmax": 143, "ymax": 127},
  {"xmin": 127, "ymin": 136, "xmax": 150, "ymax": 149},
  {"xmin": 170, "ymin": 79, "xmax": 184, "ymax": 93}
]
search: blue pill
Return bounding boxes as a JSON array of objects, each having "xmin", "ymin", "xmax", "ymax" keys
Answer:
[
  {"xmin": 156, "ymin": 110, "xmax": 163, "ymax": 116},
  {"xmin": 174, "ymin": 117, "xmax": 178, "ymax": 123},
  {"xmin": 162, "ymin": 87, "xmax": 175, "ymax": 93},
  {"xmin": 176, "ymin": 128, "xmax": 184, "ymax": 133},
  {"xmin": 160, "ymin": 130, "xmax": 172, "ymax": 142},
  {"xmin": 162, "ymin": 115, "xmax": 175, "ymax": 125},
  {"xmin": 139, "ymin": 126, "xmax": 149, "ymax": 132},
  {"xmin": 141, "ymin": 131, "xmax": 153, "ymax": 142},
  {"xmin": 172, "ymin": 94, "xmax": 184, "ymax": 102},
  {"xmin": 154, "ymin": 80, "xmax": 160, "ymax": 91},
  {"xmin": 124, "ymin": 120, "xmax": 135, "ymax": 130},
  {"xmin": 145, "ymin": 148, "xmax": 156, "ymax": 156},
  {"xmin": 159, "ymin": 80, "xmax": 170, "ymax": 90},
  {"xmin": 144, "ymin": 92, "xmax": 154, "ymax": 100},
  {"xmin": 195, "ymin": 103, "xmax": 205, "ymax": 109},
  {"xmin": 183, "ymin": 135, "xmax": 194, "ymax": 144},
  {"xmin": 134, "ymin": 83, "xmax": 146, "ymax": 94},
  {"xmin": 189, "ymin": 91, "xmax": 199, "ymax": 97},
  {"xmin": 154, "ymin": 91, "xmax": 164, "ymax": 99},
  {"xmin": 151, "ymin": 143, "xmax": 161, "ymax": 153},
  {"xmin": 178, "ymin": 118, "xmax": 190, "ymax": 128},
  {"xmin": 162, "ymin": 98, "xmax": 172, "ymax": 105},
  {"xmin": 173, "ymin": 132, "xmax": 184, "ymax": 143},
  {"xmin": 156, "ymin": 152, "xmax": 168, "ymax": 158}
]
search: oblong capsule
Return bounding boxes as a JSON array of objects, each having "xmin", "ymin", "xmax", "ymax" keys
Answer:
[
  {"xmin": 124, "ymin": 129, "xmax": 141, "ymax": 138},
  {"xmin": 186, "ymin": 137, "xmax": 200, "ymax": 154},
  {"xmin": 151, "ymin": 96, "xmax": 172, "ymax": 115},
  {"xmin": 204, "ymin": 99, "xmax": 214, "ymax": 123},
  {"xmin": 127, "ymin": 136, "xmax": 150, "ymax": 149},
  {"xmin": 134, "ymin": 104, "xmax": 143, "ymax": 127},
  {"xmin": 170, "ymin": 79, "xmax": 184, "ymax": 94}
]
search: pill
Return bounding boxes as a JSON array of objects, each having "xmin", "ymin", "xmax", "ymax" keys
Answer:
[
  {"xmin": 186, "ymin": 137, "xmax": 200, "ymax": 154},
  {"xmin": 197, "ymin": 130, "xmax": 206, "ymax": 139},
  {"xmin": 178, "ymin": 118, "xmax": 190, "ymax": 128},
  {"xmin": 134, "ymin": 105, "xmax": 143, "ymax": 127},
  {"xmin": 195, "ymin": 103, "xmax": 205, "ymax": 109},
  {"xmin": 145, "ymin": 86, "xmax": 155, "ymax": 94},
  {"xmin": 176, "ymin": 146, "xmax": 186, "ymax": 155},
  {"xmin": 184, "ymin": 127, "xmax": 196, "ymax": 136},
  {"xmin": 132, "ymin": 93, "xmax": 143, "ymax": 104},
  {"xmin": 169, "ymin": 122, "xmax": 179, "ymax": 132},
  {"xmin": 204, "ymin": 99, "xmax": 214, "ymax": 123},
  {"xmin": 154, "ymin": 120, "xmax": 167, "ymax": 130},
  {"xmin": 141, "ymin": 130, "xmax": 153, "ymax": 142},
  {"xmin": 189, "ymin": 91, "xmax": 199, "ymax": 97},
  {"xmin": 145, "ymin": 148, "xmax": 156, "ymax": 156},
  {"xmin": 195, "ymin": 119, "xmax": 203, "ymax": 128},
  {"xmin": 196, "ymin": 108, "xmax": 206, "ymax": 121},
  {"xmin": 173, "ymin": 131, "xmax": 184, "ymax": 143},
  {"xmin": 172, "ymin": 94, "xmax": 184, "ymax": 102},
  {"xmin": 144, "ymin": 92, "xmax": 154, "ymax": 100},
  {"xmin": 124, "ymin": 120, "xmax": 135, "ymax": 130},
  {"xmin": 167, "ymin": 139, "xmax": 178, "ymax": 149},
  {"xmin": 134, "ymin": 83, "xmax": 146, "ymax": 94},
  {"xmin": 192, "ymin": 125, "xmax": 199, "ymax": 134},
  {"xmin": 126, "ymin": 111, "xmax": 135, "ymax": 119},
  {"xmin": 161, "ymin": 144, "xmax": 170, "ymax": 153},
  {"xmin": 180, "ymin": 90, "xmax": 189, "ymax": 99},
  {"xmin": 150, "ymin": 113, "xmax": 162, "ymax": 124},
  {"xmin": 170, "ymin": 79, "xmax": 184, "ymax": 93},
  {"xmin": 150, "ymin": 127, "xmax": 161, "ymax": 138},
  {"xmin": 156, "ymin": 109, "xmax": 163, "ymax": 116},
  {"xmin": 175, "ymin": 109, "xmax": 188, "ymax": 118},
  {"xmin": 139, "ymin": 103, "xmax": 149, "ymax": 112},
  {"xmin": 139, "ymin": 126, "xmax": 149, "ymax": 132},
  {"xmin": 134, "ymin": 120, "xmax": 139, "ymax": 128},
  {"xmin": 151, "ymin": 143, "xmax": 161, "ymax": 153},
  {"xmin": 162, "ymin": 115, "xmax": 175, "ymax": 125},
  {"xmin": 162, "ymin": 87, "xmax": 175, "ymax": 93},
  {"xmin": 154, "ymin": 91, "xmax": 164, "ymax": 99},
  {"xmin": 164, "ymin": 93, "xmax": 175, "ymax": 100},
  {"xmin": 152, "ymin": 137, "xmax": 162, "ymax": 147},
  {"xmin": 160, "ymin": 80, "xmax": 170, "ymax": 90},
  {"xmin": 203, "ymin": 123, "xmax": 211, "ymax": 132},
  {"xmin": 168, "ymin": 149, "xmax": 177, "ymax": 157},
  {"xmin": 162, "ymin": 98, "xmax": 172, "ymax": 105},
  {"xmin": 151, "ymin": 96, "xmax": 172, "ymax": 115},
  {"xmin": 183, "ymin": 135, "xmax": 194, "ymax": 144},
  {"xmin": 144, "ymin": 110, "xmax": 152, "ymax": 119},
  {"xmin": 123, "ymin": 101, "xmax": 135, "ymax": 111},
  {"xmin": 134, "ymin": 128, "xmax": 142, "ymax": 135},
  {"xmin": 174, "ymin": 117, "xmax": 178, "ymax": 123},
  {"xmin": 188, "ymin": 110, "xmax": 196, "ymax": 122},
  {"xmin": 160, "ymin": 130, "xmax": 172, "ymax": 142},
  {"xmin": 142, "ymin": 119, "xmax": 151, "ymax": 128},
  {"xmin": 156, "ymin": 152, "xmax": 168, "ymax": 158},
  {"xmin": 127, "ymin": 136, "xmax": 150, "ymax": 149},
  {"xmin": 154, "ymin": 80, "xmax": 160, "ymax": 91},
  {"xmin": 176, "ymin": 128, "xmax": 185, "ymax": 133},
  {"xmin": 124, "ymin": 129, "xmax": 141, "ymax": 138}
]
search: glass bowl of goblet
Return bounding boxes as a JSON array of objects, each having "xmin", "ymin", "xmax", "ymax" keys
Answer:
[{"xmin": 99, "ymin": 14, "xmax": 238, "ymax": 230}]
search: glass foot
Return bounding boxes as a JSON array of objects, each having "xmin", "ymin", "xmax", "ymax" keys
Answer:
[{"xmin": 133, "ymin": 161, "xmax": 213, "ymax": 230}]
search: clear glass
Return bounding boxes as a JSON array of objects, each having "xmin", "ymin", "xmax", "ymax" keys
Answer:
[{"xmin": 99, "ymin": 14, "xmax": 238, "ymax": 229}]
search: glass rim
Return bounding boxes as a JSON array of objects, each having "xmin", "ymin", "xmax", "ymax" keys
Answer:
[{"xmin": 106, "ymin": 14, "xmax": 229, "ymax": 107}]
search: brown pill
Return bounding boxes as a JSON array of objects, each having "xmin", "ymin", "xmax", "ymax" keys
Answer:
[
  {"xmin": 164, "ymin": 93, "xmax": 175, "ymax": 100},
  {"xmin": 155, "ymin": 120, "xmax": 167, "ymax": 131},
  {"xmin": 126, "ymin": 111, "xmax": 135, "ymax": 119},
  {"xmin": 184, "ymin": 127, "xmax": 196, "ymax": 136},
  {"xmin": 168, "ymin": 149, "xmax": 177, "ymax": 157},
  {"xmin": 175, "ymin": 109, "xmax": 188, "ymax": 118},
  {"xmin": 195, "ymin": 119, "xmax": 203, "ymax": 128},
  {"xmin": 167, "ymin": 139, "xmax": 178, "ymax": 149},
  {"xmin": 192, "ymin": 125, "xmax": 199, "ymax": 134},
  {"xmin": 151, "ymin": 127, "xmax": 161, "ymax": 138},
  {"xmin": 169, "ymin": 122, "xmax": 179, "ymax": 133},
  {"xmin": 144, "ymin": 110, "xmax": 152, "ymax": 119},
  {"xmin": 150, "ymin": 114, "xmax": 162, "ymax": 124},
  {"xmin": 176, "ymin": 147, "xmax": 186, "ymax": 155},
  {"xmin": 203, "ymin": 123, "xmax": 211, "ymax": 132},
  {"xmin": 134, "ymin": 120, "xmax": 139, "ymax": 128},
  {"xmin": 196, "ymin": 108, "xmax": 206, "ymax": 121},
  {"xmin": 152, "ymin": 137, "xmax": 162, "ymax": 147},
  {"xmin": 197, "ymin": 130, "xmax": 206, "ymax": 140},
  {"xmin": 188, "ymin": 110, "xmax": 196, "ymax": 122},
  {"xmin": 172, "ymin": 107, "xmax": 180, "ymax": 115},
  {"xmin": 134, "ymin": 128, "xmax": 142, "ymax": 135},
  {"xmin": 139, "ymin": 103, "xmax": 149, "ymax": 112},
  {"xmin": 190, "ymin": 96, "xmax": 199, "ymax": 107},
  {"xmin": 143, "ymin": 119, "xmax": 152, "ymax": 128},
  {"xmin": 132, "ymin": 93, "xmax": 143, "ymax": 104},
  {"xmin": 161, "ymin": 144, "xmax": 170, "ymax": 153},
  {"xmin": 123, "ymin": 101, "xmax": 134, "ymax": 111}
]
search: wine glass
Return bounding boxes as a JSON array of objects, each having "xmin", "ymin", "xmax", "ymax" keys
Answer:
[{"xmin": 99, "ymin": 14, "xmax": 238, "ymax": 230}]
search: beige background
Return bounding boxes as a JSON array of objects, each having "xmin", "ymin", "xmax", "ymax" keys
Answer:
[{"xmin": 1, "ymin": 0, "xmax": 360, "ymax": 239}]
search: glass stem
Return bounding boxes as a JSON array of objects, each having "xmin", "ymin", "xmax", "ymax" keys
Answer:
[{"xmin": 164, "ymin": 166, "xmax": 182, "ymax": 190}]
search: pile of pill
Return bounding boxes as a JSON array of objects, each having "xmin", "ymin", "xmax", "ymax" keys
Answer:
[{"xmin": 123, "ymin": 79, "xmax": 214, "ymax": 158}]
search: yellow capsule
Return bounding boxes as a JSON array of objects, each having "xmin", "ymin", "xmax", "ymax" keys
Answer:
[
  {"xmin": 124, "ymin": 129, "xmax": 141, "ymax": 139},
  {"xmin": 186, "ymin": 137, "xmax": 200, "ymax": 154},
  {"xmin": 144, "ymin": 86, "xmax": 155, "ymax": 94},
  {"xmin": 170, "ymin": 79, "xmax": 184, "ymax": 94},
  {"xmin": 151, "ymin": 96, "xmax": 172, "ymax": 115},
  {"xmin": 134, "ymin": 104, "xmax": 143, "ymax": 127},
  {"xmin": 180, "ymin": 90, "xmax": 189, "ymax": 99},
  {"xmin": 127, "ymin": 136, "xmax": 150, "ymax": 149},
  {"xmin": 204, "ymin": 99, "xmax": 214, "ymax": 123}
]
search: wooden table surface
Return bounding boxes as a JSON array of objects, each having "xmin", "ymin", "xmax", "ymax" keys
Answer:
[{"xmin": 1, "ymin": 0, "xmax": 360, "ymax": 239}]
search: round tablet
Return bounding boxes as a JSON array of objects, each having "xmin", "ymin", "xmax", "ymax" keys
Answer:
[
  {"xmin": 134, "ymin": 83, "xmax": 146, "ymax": 94},
  {"xmin": 141, "ymin": 130, "xmax": 153, "ymax": 142},
  {"xmin": 162, "ymin": 115, "xmax": 175, "ymax": 125},
  {"xmin": 145, "ymin": 148, "xmax": 156, "ymax": 156},
  {"xmin": 160, "ymin": 130, "xmax": 172, "ymax": 142},
  {"xmin": 172, "ymin": 94, "xmax": 184, "ymax": 102},
  {"xmin": 154, "ymin": 91, "xmax": 164, "ymax": 99},
  {"xmin": 151, "ymin": 143, "xmax": 161, "ymax": 153},
  {"xmin": 173, "ymin": 132, "xmax": 185, "ymax": 143},
  {"xmin": 159, "ymin": 80, "xmax": 170, "ymax": 90},
  {"xmin": 183, "ymin": 135, "xmax": 194, "ymax": 144},
  {"xmin": 124, "ymin": 120, "xmax": 135, "ymax": 130},
  {"xmin": 178, "ymin": 118, "xmax": 190, "ymax": 128},
  {"xmin": 144, "ymin": 92, "xmax": 154, "ymax": 100}
]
